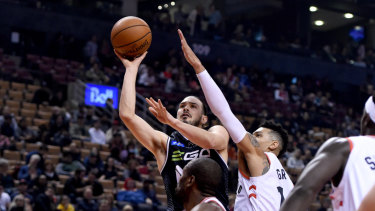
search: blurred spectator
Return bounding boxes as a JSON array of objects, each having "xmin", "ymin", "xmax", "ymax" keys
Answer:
[
  {"xmin": 84, "ymin": 35, "xmax": 98, "ymax": 60},
  {"xmin": 89, "ymin": 120, "xmax": 106, "ymax": 145},
  {"xmin": 57, "ymin": 195, "xmax": 75, "ymax": 211},
  {"xmin": 56, "ymin": 152, "xmax": 86, "ymax": 175},
  {"xmin": 29, "ymin": 174, "xmax": 48, "ymax": 198},
  {"xmin": 137, "ymin": 68, "xmax": 156, "ymax": 87},
  {"xmin": 206, "ymin": 4, "xmax": 222, "ymax": 32},
  {"xmin": 122, "ymin": 205, "xmax": 133, "ymax": 211},
  {"xmin": 287, "ymin": 149, "xmax": 305, "ymax": 171},
  {"xmin": 173, "ymin": 5, "xmax": 186, "ymax": 26},
  {"xmin": 105, "ymin": 120, "xmax": 126, "ymax": 145},
  {"xmin": 63, "ymin": 169, "xmax": 86, "ymax": 201},
  {"xmin": 32, "ymin": 84, "xmax": 51, "ymax": 105},
  {"xmin": 0, "ymin": 158, "xmax": 14, "ymax": 191},
  {"xmin": 84, "ymin": 170, "xmax": 104, "ymax": 197},
  {"xmin": 98, "ymin": 199, "xmax": 111, "ymax": 211},
  {"xmin": 10, "ymin": 179, "xmax": 33, "ymax": 203},
  {"xmin": 66, "ymin": 142, "xmax": 82, "ymax": 161},
  {"xmin": 0, "ymin": 107, "xmax": 18, "ymax": 132},
  {"xmin": 230, "ymin": 33, "xmax": 250, "ymax": 47},
  {"xmin": 117, "ymin": 179, "xmax": 147, "ymax": 205},
  {"xmin": 0, "ymin": 133, "xmax": 11, "ymax": 151},
  {"xmin": 50, "ymin": 90, "xmax": 65, "ymax": 107},
  {"xmin": 101, "ymin": 193, "xmax": 118, "ymax": 211},
  {"xmin": 0, "ymin": 182, "xmax": 10, "ymax": 211},
  {"xmin": 77, "ymin": 187, "xmax": 99, "ymax": 211},
  {"xmin": 141, "ymin": 180, "xmax": 160, "ymax": 208},
  {"xmin": 274, "ymin": 83, "xmax": 289, "ymax": 103},
  {"xmin": 99, "ymin": 157, "xmax": 118, "ymax": 180},
  {"xmin": 123, "ymin": 159, "xmax": 141, "ymax": 181},
  {"xmin": 16, "ymin": 117, "xmax": 37, "ymax": 142},
  {"xmin": 44, "ymin": 159, "xmax": 60, "ymax": 182},
  {"xmin": 9, "ymin": 194, "xmax": 30, "ymax": 211},
  {"xmin": 18, "ymin": 154, "xmax": 42, "ymax": 182},
  {"xmin": 70, "ymin": 115, "xmax": 90, "ymax": 140},
  {"xmin": 34, "ymin": 184, "xmax": 55, "ymax": 211},
  {"xmin": 187, "ymin": 5, "xmax": 203, "ymax": 36},
  {"xmin": 1, "ymin": 114, "xmax": 15, "ymax": 137},
  {"xmin": 83, "ymin": 148, "xmax": 103, "ymax": 174}
]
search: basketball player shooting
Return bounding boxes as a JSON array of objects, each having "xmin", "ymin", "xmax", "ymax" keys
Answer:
[
  {"xmin": 115, "ymin": 50, "xmax": 230, "ymax": 211},
  {"xmin": 178, "ymin": 29, "xmax": 294, "ymax": 211},
  {"xmin": 281, "ymin": 94, "xmax": 375, "ymax": 210},
  {"xmin": 175, "ymin": 158, "xmax": 226, "ymax": 211}
]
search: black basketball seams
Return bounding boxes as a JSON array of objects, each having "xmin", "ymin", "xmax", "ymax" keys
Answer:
[
  {"xmin": 113, "ymin": 32, "xmax": 151, "ymax": 48},
  {"xmin": 111, "ymin": 24, "xmax": 150, "ymax": 41}
]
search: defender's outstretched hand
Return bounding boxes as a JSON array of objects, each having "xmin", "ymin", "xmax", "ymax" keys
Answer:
[
  {"xmin": 114, "ymin": 50, "xmax": 147, "ymax": 70},
  {"xmin": 177, "ymin": 29, "xmax": 205, "ymax": 73},
  {"xmin": 146, "ymin": 97, "xmax": 176, "ymax": 125}
]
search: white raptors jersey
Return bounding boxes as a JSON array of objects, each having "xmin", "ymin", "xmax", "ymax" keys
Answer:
[
  {"xmin": 196, "ymin": 197, "xmax": 226, "ymax": 211},
  {"xmin": 234, "ymin": 152, "xmax": 294, "ymax": 211},
  {"xmin": 330, "ymin": 136, "xmax": 375, "ymax": 211}
]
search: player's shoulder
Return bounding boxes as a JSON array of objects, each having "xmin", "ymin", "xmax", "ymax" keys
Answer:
[
  {"xmin": 317, "ymin": 137, "xmax": 351, "ymax": 156},
  {"xmin": 191, "ymin": 202, "xmax": 224, "ymax": 211},
  {"xmin": 208, "ymin": 125, "xmax": 230, "ymax": 138}
]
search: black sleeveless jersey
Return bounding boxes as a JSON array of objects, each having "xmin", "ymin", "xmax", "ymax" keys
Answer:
[{"xmin": 160, "ymin": 131, "xmax": 229, "ymax": 211}]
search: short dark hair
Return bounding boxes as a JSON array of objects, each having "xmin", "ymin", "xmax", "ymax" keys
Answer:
[
  {"xmin": 185, "ymin": 158, "xmax": 222, "ymax": 196},
  {"xmin": 259, "ymin": 120, "xmax": 289, "ymax": 157}
]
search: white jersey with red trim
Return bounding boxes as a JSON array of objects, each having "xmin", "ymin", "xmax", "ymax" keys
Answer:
[
  {"xmin": 195, "ymin": 197, "xmax": 226, "ymax": 211},
  {"xmin": 234, "ymin": 152, "xmax": 294, "ymax": 211},
  {"xmin": 330, "ymin": 136, "xmax": 375, "ymax": 211}
]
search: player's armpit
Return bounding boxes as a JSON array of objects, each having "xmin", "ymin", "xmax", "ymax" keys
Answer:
[
  {"xmin": 237, "ymin": 133, "xmax": 270, "ymax": 177},
  {"xmin": 280, "ymin": 137, "xmax": 350, "ymax": 211}
]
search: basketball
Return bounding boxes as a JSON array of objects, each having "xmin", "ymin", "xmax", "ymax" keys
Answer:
[{"xmin": 111, "ymin": 16, "xmax": 152, "ymax": 59}]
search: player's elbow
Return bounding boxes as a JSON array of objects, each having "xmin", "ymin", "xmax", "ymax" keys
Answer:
[{"xmin": 119, "ymin": 110, "xmax": 135, "ymax": 122}]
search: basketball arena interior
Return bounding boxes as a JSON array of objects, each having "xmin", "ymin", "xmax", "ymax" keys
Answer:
[{"xmin": 0, "ymin": 0, "xmax": 374, "ymax": 210}]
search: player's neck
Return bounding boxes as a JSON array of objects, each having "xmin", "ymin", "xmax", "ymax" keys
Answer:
[{"xmin": 184, "ymin": 189, "xmax": 207, "ymax": 211}]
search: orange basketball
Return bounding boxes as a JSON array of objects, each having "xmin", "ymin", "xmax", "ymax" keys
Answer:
[{"xmin": 111, "ymin": 16, "xmax": 152, "ymax": 59}]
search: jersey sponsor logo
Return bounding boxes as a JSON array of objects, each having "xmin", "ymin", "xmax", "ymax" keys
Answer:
[
  {"xmin": 365, "ymin": 156, "xmax": 375, "ymax": 170},
  {"xmin": 183, "ymin": 149, "xmax": 210, "ymax": 161},
  {"xmin": 172, "ymin": 150, "xmax": 185, "ymax": 161},
  {"xmin": 171, "ymin": 140, "xmax": 185, "ymax": 147},
  {"xmin": 276, "ymin": 169, "xmax": 287, "ymax": 180}
]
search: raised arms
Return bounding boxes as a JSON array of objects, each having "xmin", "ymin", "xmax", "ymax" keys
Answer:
[
  {"xmin": 280, "ymin": 138, "xmax": 350, "ymax": 210},
  {"xmin": 116, "ymin": 51, "xmax": 168, "ymax": 170},
  {"xmin": 178, "ymin": 29, "xmax": 267, "ymax": 176}
]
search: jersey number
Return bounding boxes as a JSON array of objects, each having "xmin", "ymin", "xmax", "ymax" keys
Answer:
[{"xmin": 277, "ymin": 186, "xmax": 285, "ymax": 206}]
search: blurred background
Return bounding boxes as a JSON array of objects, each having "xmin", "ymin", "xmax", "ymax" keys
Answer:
[{"xmin": 0, "ymin": 0, "xmax": 374, "ymax": 210}]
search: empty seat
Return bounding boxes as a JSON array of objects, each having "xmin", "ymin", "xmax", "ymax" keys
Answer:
[
  {"xmin": 5, "ymin": 100, "xmax": 20, "ymax": 109},
  {"xmin": 3, "ymin": 150, "xmax": 21, "ymax": 161},
  {"xmin": 24, "ymin": 93, "xmax": 34, "ymax": 102},
  {"xmin": 47, "ymin": 145, "xmax": 60, "ymax": 154},
  {"xmin": 20, "ymin": 108, "xmax": 36, "ymax": 118},
  {"xmin": 45, "ymin": 155, "xmax": 59, "ymax": 165},
  {"xmin": 0, "ymin": 81, "xmax": 10, "ymax": 89},
  {"xmin": 84, "ymin": 142, "xmax": 101, "ymax": 150},
  {"xmin": 99, "ymin": 151, "xmax": 110, "ymax": 160},
  {"xmin": 26, "ymin": 143, "xmax": 39, "ymax": 152},
  {"xmin": 11, "ymin": 82, "xmax": 26, "ymax": 91},
  {"xmin": 59, "ymin": 174, "xmax": 70, "ymax": 185},
  {"xmin": 100, "ymin": 180, "xmax": 114, "ymax": 190},
  {"xmin": 156, "ymin": 194, "xmax": 167, "ymax": 206},
  {"xmin": 27, "ymin": 84, "xmax": 41, "ymax": 93},
  {"xmin": 37, "ymin": 110, "xmax": 52, "ymax": 120},
  {"xmin": 22, "ymin": 102, "xmax": 37, "ymax": 110},
  {"xmin": 8, "ymin": 90, "xmax": 24, "ymax": 101},
  {"xmin": 33, "ymin": 118, "xmax": 49, "ymax": 127}
]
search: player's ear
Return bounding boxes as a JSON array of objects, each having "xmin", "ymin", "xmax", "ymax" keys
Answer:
[
  {"xmin": 201, "ymin": 115, "xmax": 208, "ymax": 126},
  {"xmin": 186, "ymin": 175, "xmax": 195, "ymax": 188},
  {"xmin": 269, "ymin": 140, "xmax": 279, "ymax": 151}
]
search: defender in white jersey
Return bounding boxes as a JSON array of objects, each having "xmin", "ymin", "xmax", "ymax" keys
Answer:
[
  {"xmin": 281, "ymin": 95, "xmax": 375, "ymax": 211},
  {"xmin": 178, "ymin": 29, "xmax": 293, "ymax": 211}
]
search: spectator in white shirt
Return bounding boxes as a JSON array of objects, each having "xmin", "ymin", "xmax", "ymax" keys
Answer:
[
  {"xmin": 287, "ymin": 149, "xmax": 305, "ymax": 170},
  {"xmin": 0, "ymin": 182, "xmax": 10, "ymax": 211},
  {"xmin": 89, "ymin": 120, "xmax": 106, "ymax": 145}
]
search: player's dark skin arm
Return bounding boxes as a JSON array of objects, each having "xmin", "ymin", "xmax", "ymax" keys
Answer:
[{"xmin": 280, "ymin": 137, "xmax": 351, "ymax": 210}]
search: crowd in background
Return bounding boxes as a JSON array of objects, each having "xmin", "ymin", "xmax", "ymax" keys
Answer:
[{"xmin": 0, "ymin": 1, "xmax": 372, "ymax": 211}]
